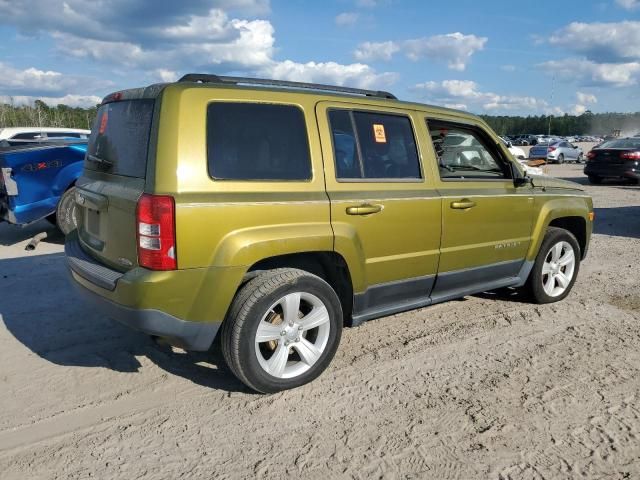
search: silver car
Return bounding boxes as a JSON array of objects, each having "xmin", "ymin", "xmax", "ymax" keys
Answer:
[{"xmin": 528, "ymin": 141, "xmax": 584, "ymax": 164}]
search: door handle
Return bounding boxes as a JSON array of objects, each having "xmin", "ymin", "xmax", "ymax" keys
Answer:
[
  {"xmin": 346, "ymin": 204, "xmax": 383, "ymax": 215},
  {"xmin": 450, "ymin": 199, "xmax": 476, "ymax": 210}
]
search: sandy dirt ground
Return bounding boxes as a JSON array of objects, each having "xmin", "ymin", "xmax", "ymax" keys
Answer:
[{"xmin": 0, "ymin": 164, "xmax": 638, "ymax": 479}]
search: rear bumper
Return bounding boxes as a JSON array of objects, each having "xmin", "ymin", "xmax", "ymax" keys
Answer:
[
  {"xmin": 584, "ymin": 163, "xmax": 640, "ymax": 179},
  {"xmin": 65, "ymin": 234, "xmax": 222, "ymax": 351}
]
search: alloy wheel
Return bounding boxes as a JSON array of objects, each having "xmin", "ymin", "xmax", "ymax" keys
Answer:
[
  {"xmin": 254, "ymin": 292, "xmax": 331, "ymax": 379},
  {"xmin": 541, "ymin": 241, "xmax": 576, "ymax": 297}
]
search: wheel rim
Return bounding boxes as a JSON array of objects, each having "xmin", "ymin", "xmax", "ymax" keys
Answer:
[
  {"xmin": 541, "ymin": 241, "xmax": 576, "ymax": 297},
  {"xmin": 255, "ymin": 292, "xmax": 331, "ymax": 379}
]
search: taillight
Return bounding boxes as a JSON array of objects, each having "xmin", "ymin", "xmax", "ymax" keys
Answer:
[
  {"xmin": 136, "ymin": 193, "xmax": 176, "ymax": 270},
  {"xmin": 587, "ymin": 151, "xmax": 596, "ymax": 159},
  {"xmin": 548, "ymin": 146, "xmax": 556, "ymax": 152},
  {"xmin": 620, "ymin": 151, "xmax": 640, "ymax": 160}
]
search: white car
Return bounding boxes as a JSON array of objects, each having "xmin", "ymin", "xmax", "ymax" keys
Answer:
[
  {"xmin": 500, "ymin": 137, "xmax": 526, "ymax": 159},
  {"xmin": 0, "ymin": 127, "xmax": 90, "ymax": 141}
]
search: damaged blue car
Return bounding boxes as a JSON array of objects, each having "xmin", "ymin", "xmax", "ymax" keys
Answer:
[{"xmin": 0, "ymin": 138, "xmax": 86, "ymax": 233}]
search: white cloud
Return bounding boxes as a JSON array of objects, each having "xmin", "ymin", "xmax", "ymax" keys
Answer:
[
  {"xmin": 353, "ymin": 41, "xmax": 400, "ymax": 61},
  {"xmin": 444, "ymin": 103, "xmax": 468, "ymax": 110},
  {"xmin": 52, "ymin": 15, "xmax": 276, "ymax": 71},
  {"xmin": 548, "ymin": 21, "xmax": 640, "ymax": 63},
  {"xmin": 501, "ymin": 64, "xmax": 516, "ymax": 72},
  {"xmin": 352, "ymin": 32, "xmax": 486, "ymax": 69},
  {"xmin": 356, "ymin": 0, "xmax": 378, "ymax": 7},
  {"xmin": 155, "ymin": 69, "xmax": 178, "ymax": 82},
  {"xmin": 576, "ymin": 91, "xmax": 597, "ymax": 104},
  {"xmin": 404, "ymin": 33, "xmax": 487, "ymax": 71},
  {"xmin": 616, "ymin": 0, "xmax": 640, "ymax": 10},
  {"xmin": 0, "ymin": 1, "xmax": 399, "ymax": 103},
  {"xmin": 0, "ymin": 63, "xmax": 74, "ymax": 95},
  {"xmin": 335, "ymin": 12, "xmax": 359, "ymax": 27},
  {"xmin": 261, "ymin": 60, "xmax": 398, "ymax": 89},
  {"xmin": 539, "ymin": 58, "xmax": 640, "ymax": 87},
  {"xmin": 570, "ymin": 91, "xmax": 597, "ymax": 116},
  {"xmin": 414, "ymin": 79, "xmax": 547, "ymax": 112}
]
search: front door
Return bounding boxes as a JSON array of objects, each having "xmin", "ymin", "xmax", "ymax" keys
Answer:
[
  {"xmin": 424, "ymin": 118, "xmax": 536, "ymax": 301},
  {"xmin": 316, "ymin": 102, "xmax": 441, "ymax": 323}
]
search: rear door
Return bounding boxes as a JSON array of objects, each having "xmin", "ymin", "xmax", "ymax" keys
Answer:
[
  {"xmin": 316, "ymin": 102, "xmax": 441, "ymax": 322},
  {"xmin": 76, "ymin": 98, "xmax": 156, "ymax": 271}
]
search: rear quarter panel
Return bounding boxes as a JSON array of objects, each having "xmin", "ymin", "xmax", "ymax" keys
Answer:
[{"xmin": 154, "ymin": 85, "xmax": 334, "ymax": 271}]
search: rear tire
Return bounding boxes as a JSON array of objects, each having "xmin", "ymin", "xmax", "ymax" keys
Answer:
[
  {"xmin": 221, "ymin": 268, "xmax": 343, "ymax": 393},
  {"xmin": 588, "ymin": 175, "xmax": 602, "ymax": 184},
  {"xmin": 524, "ymin": 227, "xmax": 580, "ymax": 304},
  {"xmin": 56, "ymin": 186, "xmax": 78, "ymax": 235},
  {"xmin": 557, "ymin": 154, "xmax": 564, "ymax": 164}
]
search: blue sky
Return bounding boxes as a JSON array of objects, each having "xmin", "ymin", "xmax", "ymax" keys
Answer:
[{"xmin": 0, "ymin": 0, "xmax": 638, "ymax": 115}]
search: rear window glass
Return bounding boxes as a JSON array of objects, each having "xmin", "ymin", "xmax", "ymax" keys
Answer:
[
  {"xmin": 207, "ymin": 103, "xmax": 311, "ymax": 181},
  {"xmin": 86, "ymin": 99, "xmax": 154, "ymax": 178},
  {"xmin": 328, "ymin": 109, "xmax": 421, "ymax": 180},
  {"xmin": 599, "ymin": 138, "xmax": 640, "ymax": 149}
]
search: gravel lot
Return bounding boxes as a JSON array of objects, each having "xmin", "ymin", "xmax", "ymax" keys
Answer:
[{"xmin": 0, "ymin": 163, "xmax": 638, "ymax": 479}]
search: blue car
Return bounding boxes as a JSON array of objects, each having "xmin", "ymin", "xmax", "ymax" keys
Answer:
[{"xmin": 0, "ymin": 138, "xmax": 87, "ymax": 233}]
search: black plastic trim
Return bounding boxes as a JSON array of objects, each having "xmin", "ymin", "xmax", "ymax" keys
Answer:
[{"xmin": 65, "ymin": 234, "xmax": 123, "ymax": 291}]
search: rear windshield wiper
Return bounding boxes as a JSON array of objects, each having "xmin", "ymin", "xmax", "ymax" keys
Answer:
[{"xmin": 86, "ymin": 154, "xmax": 113, "ymax": 166}]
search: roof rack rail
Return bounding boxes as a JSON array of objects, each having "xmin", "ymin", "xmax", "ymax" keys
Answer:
[{"xmin": 177, "ymin": 73, "xmax": 397, "ymax": 100}]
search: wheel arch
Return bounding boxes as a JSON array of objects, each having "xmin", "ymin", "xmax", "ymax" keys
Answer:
[
  {"xmin": 527, "ymin": 199, "xmax": 592, "ymax": 262},
  {"xmin": 244, "ymin": 251, "xmax": 355, "ymax": 325}
]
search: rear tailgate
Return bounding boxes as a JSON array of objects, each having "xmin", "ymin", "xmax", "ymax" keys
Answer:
[
  {"xmin": 76, "ymin": 99, "xmax": 155, "ymax": 271},
  {"xmin": 590, "ymin": 148, "xmax": 625, "ymax": 165}
]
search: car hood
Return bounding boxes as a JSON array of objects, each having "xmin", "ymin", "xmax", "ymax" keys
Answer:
[{"xmin": 529, "ymin": 175, "xmax": 584, "ymax": 191}]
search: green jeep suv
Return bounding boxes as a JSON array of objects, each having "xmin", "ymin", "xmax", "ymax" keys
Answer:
[{"xmin": 65, "ymin": 74, "xmax": 594, "ymax": 393}]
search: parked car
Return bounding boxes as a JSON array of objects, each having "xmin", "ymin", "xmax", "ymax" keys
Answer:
[
  {"xmin": 0, "ymin": 138, "xmax": 85, "ymax": 232},
  {"xmin": 513, "ymin": 134, "xmax": 538, "ymax": 146},
  {"xmin": 528, "ymin": 141, "xmax": 583, "ymax": 164},
  {"xmin": 65, "ymin": 74, "xmax": 594, "ymax": 393},
  {"xmin": 584, "ymin": 137, "xmax": 640, "ymax": 184},
  {"xmin": 500, "ymin": 137, "xmax": 526, "ymax": 159},
  {"xmin": 0, "ymin": 127, "xmax": 90, "ymax": 141}
]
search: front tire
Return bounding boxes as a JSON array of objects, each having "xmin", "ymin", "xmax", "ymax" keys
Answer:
[
  {"xmin": 221, "ymin": 268, "xmax": 343, "ymax": 393},
  {"xmin": 525, "ymin": 227, "xmax": 580, "ymax": 304}
]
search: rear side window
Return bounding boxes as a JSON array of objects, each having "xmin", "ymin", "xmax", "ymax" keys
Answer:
[
  {"xmin": 207, "ymin": 103, "xmax": 311, "ymax": 181},
  {"xmin": 328, "ymin": 109, "xmax": 421, "ymax": 180},
  {"xmin": 86, "ymin": 99, "xmax": 154, "ymax": 178}
]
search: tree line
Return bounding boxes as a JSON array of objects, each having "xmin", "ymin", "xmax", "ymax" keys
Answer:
[
  {"xmin": 0, "ymin": 101, "xmax": 98, "ymax": 130},
  {"xmin": 1, "ymin": 100, "xmax": 639, "ymax": 138},
  {"xmin": 480, "ymin": 111, "xmax": 640, "ymax": 137}
]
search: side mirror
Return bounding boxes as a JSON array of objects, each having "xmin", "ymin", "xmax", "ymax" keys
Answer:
[
  {"xmin": 573, "ymin": 145, "xmax": 578, "ymax": 149},
  {"xmin": 511, "ymin": 162, "xmax": 532, "ymax": 187},
  {"xmin": 507, "ymin": 141, "xmax": 513, "ymax": 148}
]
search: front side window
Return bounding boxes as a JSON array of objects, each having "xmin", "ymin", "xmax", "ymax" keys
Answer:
[
  {"xmin": 427, "ymin": 121, "xmax": 510, "ymax": 180},
  {"xmin": 328, "ymin": 109, "xmax": 421, "ymax": 180},
  {"xmin": 207, "ymin": 103, "xmax": 311, "ymax": 181}
]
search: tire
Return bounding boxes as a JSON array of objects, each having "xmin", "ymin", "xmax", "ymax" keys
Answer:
[
  {"xmin": 556, "ymin": 154, "xmax": 564, "ymax": 164},
  {"xmin": 588, "ymin": 175, "xmax": 602, "ymax": 184},
  {"xmin": 221, "ymin": 268, "xmax": 343, "ymax": 393},
  {"xmin": 577, "ymin": 153, "xmax": 584, "ymax": 164},
  {"xmin": 525, "ymin": 227, "xmax": 581, "ymax": 304},
  {"xmin": 56, "ymin": 186, "xmax": 78, "ymax": 235}
]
